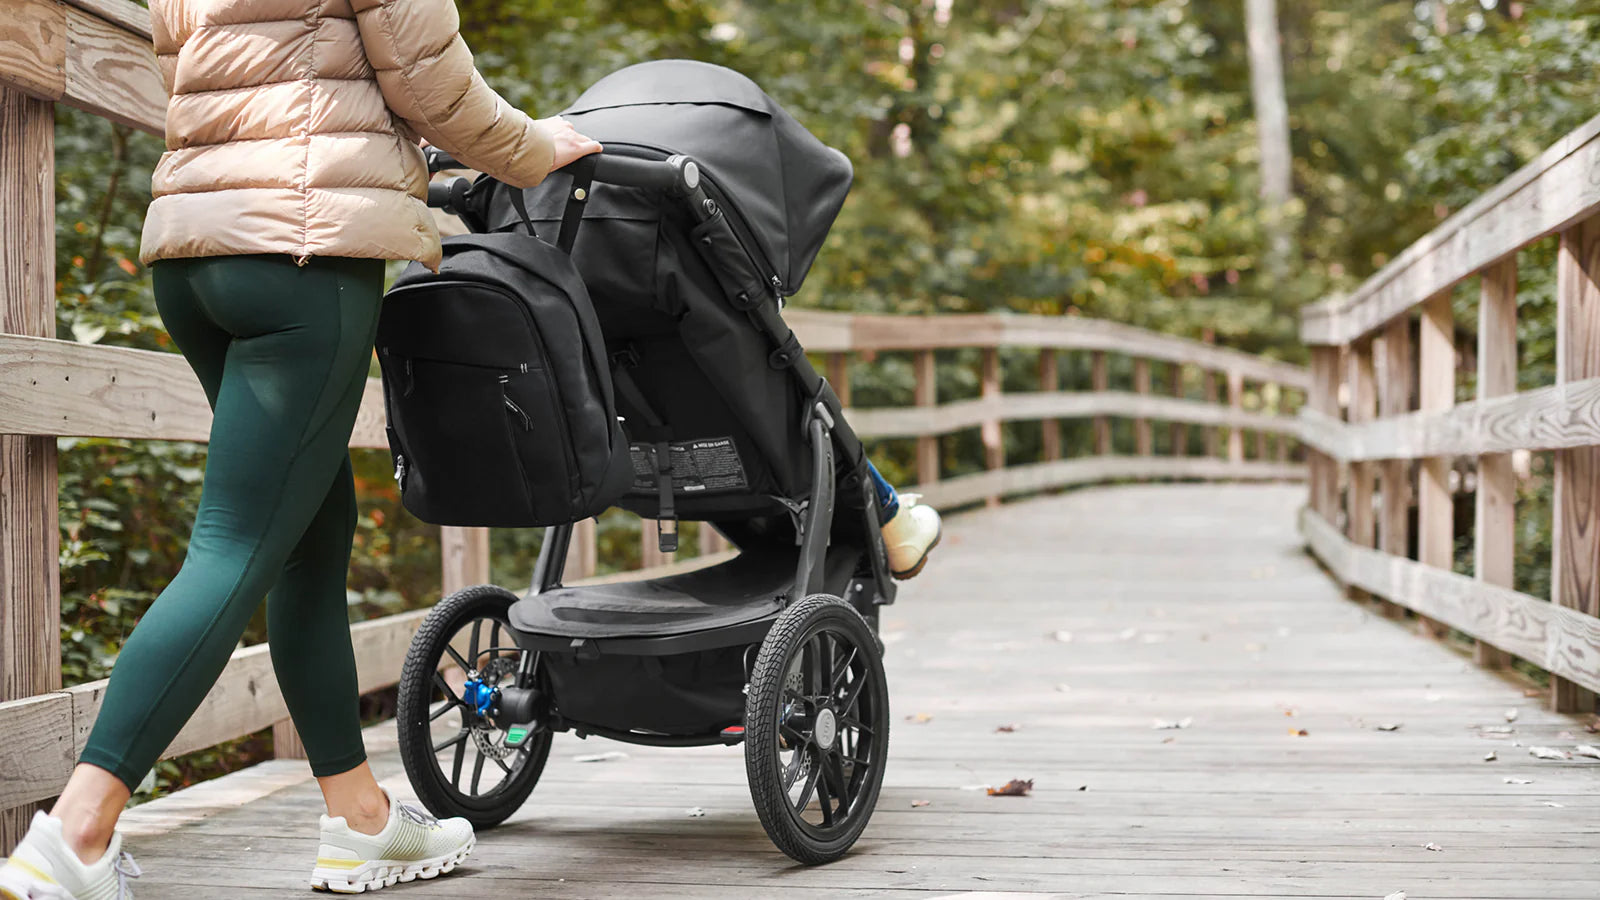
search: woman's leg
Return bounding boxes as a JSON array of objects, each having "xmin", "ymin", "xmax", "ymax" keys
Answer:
[{"xmin": 59, "ymin": 255, "xmax": 385, "ymax": 860}]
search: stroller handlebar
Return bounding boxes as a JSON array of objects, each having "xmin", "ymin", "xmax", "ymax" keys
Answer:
[{"xmin": 424, "ymin": 146, "xmax": 700, "ymax": 196}]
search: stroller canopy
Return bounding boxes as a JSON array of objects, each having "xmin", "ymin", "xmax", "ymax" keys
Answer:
[{"xmin": 562, "ymin": 59, "xmax": 853, "ymax": 296}]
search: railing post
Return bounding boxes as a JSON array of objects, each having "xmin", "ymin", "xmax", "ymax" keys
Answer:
[
  {"xmin": 915, "ymin": 349, "xmax": 939, "ymax": 485},
  {"xmin": 700, "ymin": 522, "xmax": 728, "ymax": 556},
  {"xmin": 1168, "ymin": 363, "xmax": 1186, "ymax": 456},
  {"xmin": 1040, "ymin": 349, "xmax": 1060, "ymax": 461},
  {"xmin": 441, "ymin": 526, "xmax": 491, "ymax": 593},
  {"xmin": 1090, "ymin": 350, "xmax": 1110, "ymax": 455},
  {"xmin": 0, "ymin": 85, "xmax": 61, "ymax": 849},
  {"xmin": 1553, "ymin": 221, "xmax": 1600, "ymax": 713},
  {"xmin": 1474, "ymin": 259, "xmax": 1517, "ymax": 669},
  {"xmin": 1226, "ymin": 370, "xmax": 1245, "ymax": 463},
  {"xmin": 1347, "ymin": 340, "xmax": 1377, "ymax": 599},
  {"xmin": 1308, "ymin": 347, "xmax": 1340, "ymax": 522},
  {"xmin": 1133, "ymin": 358, "xmax": 1152, "ymax": 456},
  {"xmin": 1417, "ymin": 291, "xmax": 1454, "ymax": 640},
  {"xmin": 1202, "ymin": 329, "xmax": 1220, "ymax": 458},
  {"xmin": 567, "ymin": 518, "xmax": 598, "ymax": 578},
  {"xmin": 827, "ymin": 351, "xmax": 851, "ymax": 408},
  {"xmin": 1376, "ymin": 316, "xmax": 1412, "ymax": 618},
  {"xmin": 981, "ymin": 347, "xmax": 1003, "ymax": 506}
]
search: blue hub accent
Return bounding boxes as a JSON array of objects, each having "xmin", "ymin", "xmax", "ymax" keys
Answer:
[{"xmin": 461, "ymin": 677, "xmax": 497, "ymax": 717}]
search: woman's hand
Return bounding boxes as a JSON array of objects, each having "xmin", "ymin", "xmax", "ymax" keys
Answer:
[{"xmin": 540, "ymin": 116, "xmax": 603, "ymax": 171}]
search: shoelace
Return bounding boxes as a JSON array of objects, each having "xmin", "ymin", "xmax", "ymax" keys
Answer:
[
  {"xmin": 395, "ymin": 803, "xmax": 440, "ymax": 831},
  {"xmin": 112, "ymin": 850, "xmax": 141, "ymax": 899}
]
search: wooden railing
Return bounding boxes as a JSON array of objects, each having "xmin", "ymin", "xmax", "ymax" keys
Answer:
[
  {"xmin": 1299, "ymin": 112, "xmax": 1600, "ymax": 713},
  {"xmin": 0, "ymin": 0, "xmax": 1308, "ymax": 847}
]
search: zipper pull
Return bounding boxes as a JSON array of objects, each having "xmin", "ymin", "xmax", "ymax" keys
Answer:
[{"xmin": 394, "ymin": 454, "xmax": 406, "ymax": 485}]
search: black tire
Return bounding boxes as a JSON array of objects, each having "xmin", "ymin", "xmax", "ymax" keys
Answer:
[
  {"xmin": 745, "ymin": 594, "xmax": 890, "ymax": 865},
  {"xmin": 396, "ymin": 585, "xmax": 553, "ymax": 828}
]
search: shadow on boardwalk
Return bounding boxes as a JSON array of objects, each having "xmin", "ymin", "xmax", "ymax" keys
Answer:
[{"xmin": 120, "ymin": 484, "xmax": 1600, "ymax": 899}]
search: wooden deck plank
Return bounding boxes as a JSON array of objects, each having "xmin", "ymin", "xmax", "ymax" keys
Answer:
[{"xmin": 117, "ymin": 485, "xmax": 1600, "ymax": 897}]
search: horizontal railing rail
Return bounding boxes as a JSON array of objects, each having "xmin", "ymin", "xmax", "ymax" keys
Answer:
[{"xmin": 1299, "ymin": 111, "xmax": 1600, "ymax": 713}]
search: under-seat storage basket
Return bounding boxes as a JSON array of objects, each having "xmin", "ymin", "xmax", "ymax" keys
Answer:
[{"xmin": 377, "ymin": 231, "xmax": 633, "ymax": 528}]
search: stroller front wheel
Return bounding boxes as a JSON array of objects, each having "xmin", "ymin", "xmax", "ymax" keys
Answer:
[
  {"xmin": 744, "ymin": 594, "xmax": 890, "ymax": 865},
  {"xmin": 395, "ymin": 584, "xmax": 552, "ymax": 828}
]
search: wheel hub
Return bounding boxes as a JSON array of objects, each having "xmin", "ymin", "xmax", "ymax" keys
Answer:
[{"xmin": 814, "ymin": 707, "xmax": 838, "ymax": 750}]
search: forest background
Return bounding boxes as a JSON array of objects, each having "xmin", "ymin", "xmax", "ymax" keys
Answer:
[{"xmin": 49, "ymin": 0, "xmax": 1600, "ymax": 795}]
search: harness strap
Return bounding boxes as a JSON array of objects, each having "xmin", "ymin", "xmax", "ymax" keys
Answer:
[
  {"xmin": 558, "ymin": 156, "xmax": 598, "ymax": 254},
  {"xmin": 611, "ymin": 356, "xmax": 678, "ymax": 553}
]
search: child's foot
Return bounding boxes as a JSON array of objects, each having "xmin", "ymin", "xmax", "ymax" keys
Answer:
[
  {"xmin": 882, "ymin": 493, "xmax": 942, "ymax": 580},
  {"xmin": 0, "ymin": 810, "xmax": 141, "ymax": 900},
  {"xmin": 312, "ymin": 784, "xmax": 474, "ymax": 893}
]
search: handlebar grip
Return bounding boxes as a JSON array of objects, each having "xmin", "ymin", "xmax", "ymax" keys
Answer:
[
  {"xmin": 424, "ymin": 146, "xmax": 463, "ymax": 173},
  {"xmin": 427, "ymin": 176, "xmax": 470, "ymax": 212},
  {"xmin": 561, "ymin": 154, "xmax": 700, "ymax": 194}
]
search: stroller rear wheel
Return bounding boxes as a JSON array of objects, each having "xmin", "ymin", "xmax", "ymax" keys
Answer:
[
  {"xmin": 396, "ymin": 585, "xmax": 552, "ymax": 828},
  {"xmin": 744, "ymin": 594, "xmax": 890, "ymax": 865}
]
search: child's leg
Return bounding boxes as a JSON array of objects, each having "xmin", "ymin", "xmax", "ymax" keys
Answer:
[{"xmin": 866, "ymin": 461, "xmax": 900, "ymax": 522}]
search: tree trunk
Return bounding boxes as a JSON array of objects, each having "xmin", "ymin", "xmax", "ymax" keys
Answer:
[{"xmin": 1244, "ymin": 0, "xmax": 1293, "ymax": 280}]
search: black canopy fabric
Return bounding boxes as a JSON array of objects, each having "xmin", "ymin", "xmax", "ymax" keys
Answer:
[{"xmin": 560, "ymin": 59, "xmax": 853, "ymax": 296}]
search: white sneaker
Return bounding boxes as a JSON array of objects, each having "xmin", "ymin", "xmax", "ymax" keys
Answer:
[
  {"xmin": 312, "ymin": 785, "xmax": 474, "ymax": 893},
  {"xmin": 0, "ymin": 811, "xmax": 141, "ymax": 900},
  {"xmin": 881, "ymin": 493, "xmax": 942, "ymax": 580}
]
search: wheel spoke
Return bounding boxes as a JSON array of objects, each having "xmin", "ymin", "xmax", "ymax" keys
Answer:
[
  {"xmin": 429, "ymin": 700, "xmax": 457, "ymax": 723},
  {"xmin": 441, "ymin": 642, "xmax": 472, "ymax": 675},
  {"xmin": 814, "ymin": 752, "xmax": 837, "ymax": 827},
  {"xmin": 838, "ymin": 713, "xmax": 873, "ymax": 736},
  {"xmin": 780, "ymin": 723, "xmax": 809, "ymax": 748},
  {"xmin": 470, "ymin": 746, "xmax": 486, "ymax": 794},
  {"xmin": 450, "ymin": 730, "xmax": 466, "ymax": 786},
  {"xmin": 489, "ymin": 621, "xmax": 501, "ymax": 666},
  {"xmin": 432, "ymin": 729, "xmax": 468, "ymax": 754},
  {"xmin": 793, "ymin": 748, "xmax": 823, "ymax": 812},
  {"xmin": 837, "ymin": 665, "xmax": 870, "ymax": 720},
  {"xmin": 468, "ymin": 618, "xmax": 482, "ymax": 668},
  {"xmin": 822, "ymin": 750, "xmax": 850, "ymax": 820},
  {"xmin": 433, "ymin": 672, "xmax": 469, "ymax": 710},
  {"xmin": 491, "ymin": 753, "xmax": 512, "ymax": 775},
  {"xmin": 782, "ymin": 745, "xmax": 808, "ymax": 790},
  {"xmin": 829, "ymin": 645, "xmax": 858, "ymax": 696},
  {"xmin": 814, "ymin": 633, "xmax": 833, "ymax": 697}
]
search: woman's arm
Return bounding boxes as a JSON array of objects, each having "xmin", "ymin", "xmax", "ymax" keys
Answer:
[{"xmin": 350, "ymin": 0, "xmax": 562, "ymax": 188}]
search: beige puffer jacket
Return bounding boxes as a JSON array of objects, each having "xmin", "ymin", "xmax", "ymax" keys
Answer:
[{"xmin": 139, "ymin": 0, "xmax": 556, "ymax": 270}]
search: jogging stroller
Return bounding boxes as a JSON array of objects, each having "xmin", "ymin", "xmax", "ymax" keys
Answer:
[{"xmin": 392, "ymin": 60, "xmax": 898, "ymax": 865}]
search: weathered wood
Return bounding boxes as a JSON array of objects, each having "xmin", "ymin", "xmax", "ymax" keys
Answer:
[
  {"xmin": 1302, "ymin": 111, "xmax": 1600, "ymax": 346},
  {"xmin": 980, "ymin": 348, "xmax": 1003, "ymax": 507},
  {"xmin": 1133, "ymin": 358, "xmax": 1152, "ymax": 456},
  {"xmin": 1377, "ymin": 317, "xmax": 1413, "ymax": 619},
  {"xmin": 912, "ymin": 456, "xmax": 1302, "ymax": 510},
  {"xmin": 1040, "ymin": 350, "xmax": 1060, "ymax": 461},
  {"xmin": 565, "ymin": 518, "xmax": 597, "ymax": 580},
  {"xmin": 0, "ymin": 85, "xmax": 58, "ymax": 851},
  {"xmin": 1416, "ymin": 292, "xmax": 1455, "ymax": 639},
  {"xmin": 1091, "ymin": 350, "xmax": 1110, "ymax": 455},
  {"xmin": 0, "ymin": 335, "xmax": 392, "ymax": 447},
  {"xmin": 0, "ymin": 0, "xmax": 68, "ymax": 100},
  {"xmin": 0, "ymin": 0, "xmax": 164, "ymax": 136},
  {"xmin": 913, "ymin": 349, "xmax": 939, "ymax": 484},
  {"xmin": 60, "ymin": 0, "xmax": 151, "ymax": 42},
  {"xmin": 785, "ymin": 310, "xmax": 1310, "ymax": 389},
  {"xmin": 1203, "ymin": 371, "xmax": 1221, "ymax": 458},
  {"xmin": 825, "ymin": 352, "xmax": 850, "ymax": 407},
  {"xmin": 837, "ymin": 390, "xmax": 1297, "ymax": 441},
  {"xmin": 1302, "ymin": 509, "xmax": 1600, "ymax": 695},
  {"xmin": 1345, "ymin": 342, "xmax": 1377, "ymax": 589},
  {"xmin": 271, "ymin": 720, "xmax": 307, "ymax": 762},
  {"xmin": 1475, "ymin": 259, "xmax": 1517, "ymax": 668},
  {"xmin": 1552, "ymin": 220, "xmax": 1600, "ymax": 713},
  {"xmin": 1226, "ymin": 370, "xmax": 1245, "ymax": 463},
  {"xmin": 1168, "ymin": 362, "xmax": 1186, "ymax": 456},
  {"xmin": 1307, "ymin": 347, "xmax": 1340, "ymax": 523},
  {"xmin": 440, "ymin": 527, "xmax": 490, "ymax": 595},
  {"xmin": 0, "ymin": 694, "xmax": 72, "ymax": 809}
]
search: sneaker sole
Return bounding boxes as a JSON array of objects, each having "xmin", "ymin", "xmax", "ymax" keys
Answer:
[
  {"xmin": 0, "ymin": 860, "xmax": 63, "ymax": 900},
  {"xmin": 890, "ymin": 523, "xmax": 942, "ymax": 580},
  {"xmin": 310, "ymin": 837, "xmax": 475, "ymax": 894}
]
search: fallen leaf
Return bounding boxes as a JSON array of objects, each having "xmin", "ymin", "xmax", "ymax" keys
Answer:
[
  {"xmin": 1483, "ymin": 751, "xmax": 1498, "ymax": 762},
  {"xmin": 1503, "ymin": 777, "xmax": 1533, "ymax": 784},
  {"xmin": 987, "ymin": 779, "xmax": 1033, "ymax": 797},
  {"xmin": 1530, "ymin": 746, "xmax": 1572, "ymax": 760},
  {"xmin": 1523, "ymin": 688, "xmax": 1544, "ymax": 698},
  {"xmin": 572, "ymin": 751, "xmax": 629, "ymax": 763},
  {"xmin": 910, "ymin": 799, "xmax": 930, "ymax": 808},
  {"xmin": 1422, "ymin": 842, "xmax": 1443, "ymax": 852},
  {"xmin": 1376, "ymin": 723, "xmax": 1403, "ymax": 732},
  {"xmin": 1574, "ymin": 744, "xmax": 1600, "ymax": 760},
  {"xmin": 1161, "ymin": 736, "xmax": 1176, "ymax": 744},
  {"xmin": 995, "ymin": 724, "xmax": 1020, "ymax": 733},
  {"xmin": 1152, "ymin": 717, "xmax": 1193, "ymax": 730},
  {"xmin": 1542, "ymin": 801, "xmax": 1567, "ymax": 808},
  {"xmin": 906, "ymin": 713, "xmax": 933, "ymax": 724},
  {"xmin": 1504, "ymin": 708, "xmax": 1519, "ymax": 723},
  {"xmin": 1290, "ymin": 728, "xmax": 1309, "ymax": 737},
  {"xmin": 686, "ymin": 807, "xmax": 706, "ymax": 818},
  {"xmin": 1282, "ymin": 708, "xmax": 1298, "ymax": 717}
]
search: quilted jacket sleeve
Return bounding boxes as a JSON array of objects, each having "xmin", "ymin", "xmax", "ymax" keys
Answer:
[{"xmin": 349, "ymin": 0, "xmax": 555, "ymax": 188}]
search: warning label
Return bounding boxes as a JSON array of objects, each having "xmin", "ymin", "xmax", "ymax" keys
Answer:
[{"xmin": 629, "ymin": 437, "xmax": 749, "ymax": 494}]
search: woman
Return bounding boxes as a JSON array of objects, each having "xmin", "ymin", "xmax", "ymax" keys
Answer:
[{"xmin": 0, "ymin": 0, "xmax": 939, "ymax": 895}]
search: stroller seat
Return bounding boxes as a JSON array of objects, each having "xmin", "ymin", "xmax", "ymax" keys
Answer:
[{"xmin": 508, "ymin": 549, "xmax": 789, "ymax": 640}]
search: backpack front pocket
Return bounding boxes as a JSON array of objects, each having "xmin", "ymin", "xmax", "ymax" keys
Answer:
[{"xmin": 499, "ymin": 366, "xmax": 578, "ymax": 520}]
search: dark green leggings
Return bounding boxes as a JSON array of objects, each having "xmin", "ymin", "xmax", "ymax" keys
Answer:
[{"xmin": 80, "ymin": 254, "xmax": 386, "ymax": 791}]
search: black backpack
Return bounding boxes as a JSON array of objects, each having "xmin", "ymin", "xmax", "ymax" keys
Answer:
[{"xmin": 376, "ymin": 173, "xmax": 633, "ymax": 528}]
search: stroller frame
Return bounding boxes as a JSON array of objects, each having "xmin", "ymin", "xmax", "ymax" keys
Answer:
[{"xmin": 395, "ymin": 143, "xmax": 898, "ymax": 865}]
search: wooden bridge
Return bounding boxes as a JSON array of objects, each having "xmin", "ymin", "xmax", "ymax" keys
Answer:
[{"xmin": 2, "ymin": 1, "xmax": 1600, "ymax": 897}]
